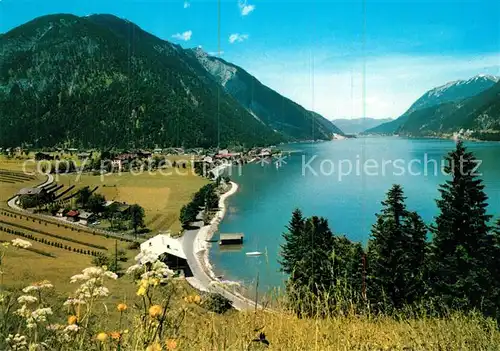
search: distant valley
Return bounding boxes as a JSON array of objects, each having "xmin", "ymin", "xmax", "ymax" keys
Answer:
[
  {"xmin": 332, "ymin": 118, "xmax": 393, "ymax": 134},
  {"xmin": 365, "ymin": 75, "xmax": 500, "ymax": 139}
]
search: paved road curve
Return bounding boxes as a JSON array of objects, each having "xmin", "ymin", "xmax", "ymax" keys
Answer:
[{"xmin": 182, "ymin": 183, "xmax": 263, "ymax": 311}]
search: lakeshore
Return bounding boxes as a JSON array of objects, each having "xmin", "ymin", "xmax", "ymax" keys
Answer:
[
  {"xmin": 210, "ymin": 137, "xmax": 500, "ymax": 292},
  {"xmin": 182, "ymin": 179, "xmax": 262, "ymax": 310}
]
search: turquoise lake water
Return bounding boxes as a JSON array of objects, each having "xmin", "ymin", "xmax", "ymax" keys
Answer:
[{"xmin": 209, "ymin": 137, "xmax": 500, "ymax": 293}]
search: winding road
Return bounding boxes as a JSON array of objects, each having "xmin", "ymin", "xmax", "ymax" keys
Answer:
[{"xmin": 182, "ymin": 182, "xmax": 263, "ymax": 311}]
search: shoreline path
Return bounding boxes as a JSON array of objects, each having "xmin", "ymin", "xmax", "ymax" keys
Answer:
[{"xmin": 182, "ymin": 181, "xmax": 263, "ymax": 311}]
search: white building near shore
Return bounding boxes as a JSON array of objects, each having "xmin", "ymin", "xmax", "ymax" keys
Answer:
[{"xmin": 140, "ymin": 234, "xmax": 187, "ymax": 262}]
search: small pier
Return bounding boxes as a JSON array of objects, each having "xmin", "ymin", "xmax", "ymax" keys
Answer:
[{"xmin": 219, "ymin": 233, "xmax": 244, "ymax": 245}]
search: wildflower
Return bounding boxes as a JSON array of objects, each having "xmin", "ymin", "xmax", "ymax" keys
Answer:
[
  {"xmin": 125, "ymin": 263, "xmax": 142, "ymax": 275},
  {"xmin": 11, "ymin": 238, "xmax": 32, "ymax": 249},
  {"xmin": 149, "ymin": 305, "xmax": 163, "ymax": 318},
  {"xmin": 109, "ymin": 331, "xmax": 121, "ymax": 340},
  {"xmin": 17, "ymin": 295, "xmax": 37, "ymax": 304},
  {"xmin": 146, "ymin": 342, "xmax": 162, "ymax": 351},
  {"xmin": 117, "ymin": 303, "xmax": 127, "ymax": 312},
  {"xmin": 166, "ymin": 339, "xmax": 178, "ymax": 350},
  {"xmin": 135, "ymin": 250, "xmax": 158, "ymax": 264},
  {"xmin": 136, "ymin": 284, "xmax": 147, "ymax": 297},
  {"xmin": 96, "ymin": 332, "xmax": 108, "ymax": 342},
  {"xmin": 63, "ymin": 298, "xmax": 86, "ymax": 306},
  {"xmin": 22, "ymin": 280, "xmax": 53, "ymax": 293},
  {"xmin": 2, "ymin": 242, "xmax": 10, "ymax": 248},
  {"xmin": 64, "ymin": 324, "xmax": 79, "ymax": 332},
  {"xmin": 31, "ymin": 307, "xmax": 52, "ymax": 323},
  {"xmin": 67, "ymin": 315, "xmax": 78, "ymax": 325},
  {"xmin": 184, "ymin": 295, "xmax": 202, "ymax": 304},
  {"xmin": 5, "ymin": 333, "xmax": 28, "ymax": 351}
]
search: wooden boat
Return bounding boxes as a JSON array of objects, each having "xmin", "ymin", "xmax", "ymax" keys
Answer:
[{"xmin": 246, "ymin": 251, "xmax": 263, "ymax": 257}]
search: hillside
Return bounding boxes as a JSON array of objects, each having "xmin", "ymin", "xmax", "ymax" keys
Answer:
[
  {"xmin": 332, "ymin": 117, "xmax": 392, "ymax": 134},
  {"xmin": 398, "ymin": 81, "xmax": 500, "ymax": 136},
  {"xmin": 365, "ymin": 75, "xmax": 499, "ymax": 134},
  {"xmin": 188, "ymin": 48, "xmax": 343, "ymax": 140},
  {"xmin": 0, "ymin": 14, "xmax": 291, "ymax": 148}
]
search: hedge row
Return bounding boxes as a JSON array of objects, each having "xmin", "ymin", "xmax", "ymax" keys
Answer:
[
  {"xmin": 0, "ymin": 209, "xmax": 136, "ymax": 244},
  {"xmin": 0, "ymin": 226, "xmax": 101, "ymax": 257},
  {"xmin": 0, "ymin": 239, "xmax": 55, "ymax": 258},
  {"xmin": 0, "ymin": 219, "xmax": 107, "ymax": 250}
]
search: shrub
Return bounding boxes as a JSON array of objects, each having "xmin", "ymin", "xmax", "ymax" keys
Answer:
[{"xmin": 202, "ymin": 293, "xmax": 233, "ymax": 314}]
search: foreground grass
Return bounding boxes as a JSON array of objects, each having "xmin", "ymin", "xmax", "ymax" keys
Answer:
[
  {"xmin": 0, "ymin": 253, "xmax": 497, "ymax": 351},
  {"xmin": 180, "ymin": 309, "xmax": 499, "ymax": 350}
]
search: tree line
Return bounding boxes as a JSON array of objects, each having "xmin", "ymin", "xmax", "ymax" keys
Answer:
[
  {"xmin": 180, "ymin": 183, "xmax": 220, "ymax": 228},
  {"xmin": 280, "ymin": 141, "xmax": 500, "ymax": 320}
]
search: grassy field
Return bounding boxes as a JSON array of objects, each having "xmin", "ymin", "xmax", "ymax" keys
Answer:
[
  {"xmin": 55, "ymin": 169, "xmax": 208, "ymax": 234},
  {"xmin": 0, "ymin": 156, "xmax": 207, "ymax": 294}
]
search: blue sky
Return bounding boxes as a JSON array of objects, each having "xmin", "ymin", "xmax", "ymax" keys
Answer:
[{"xmin": 1, "ymin": 0, "xmax": 499, "ymax": 118}]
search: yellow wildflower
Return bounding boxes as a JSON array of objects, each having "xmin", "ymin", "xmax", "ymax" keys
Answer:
[
  {"xmin": 67, "ymin": 315, "xmax": 77, "ymax": 325},
  {"xmin": 193, "ymin": 295, "xmax": 201, "ymax": 304},
  {"xmin": 146, "ymin": 342, "xmax": 162, "ymax": 351},
  {"xmin": 149, "ymin": 305, "xmax": 163, "ymax": 318},
  {"xmin": 117, "ymin": 303, "xmax": 128, "ymax": 312},
  {"xmin": 166, "ymin": 339, "xmax": 178, "ymax": 350},
  {"xmin": 137, "ymin": 285, "xmax": 147, "ymax": 296},
  {"xmin": 96, "ymin": 332, "xmax": 108, "ymax": 342}
]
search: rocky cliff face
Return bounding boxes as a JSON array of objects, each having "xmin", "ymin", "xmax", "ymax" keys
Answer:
[{"xmin": 189, "ymin": 48, "xmax": 344, "ymax": 140}]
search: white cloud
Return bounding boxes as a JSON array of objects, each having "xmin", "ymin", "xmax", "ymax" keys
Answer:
[
  {"xmin": 172, "ymin": 30, "xmax": 192, "ymax": 41},
  {"xmin": 183, "ymin": 1, "xmax": 190, "ymax": 9},
  {"xmin": 229, "ymin": 33, "xmax": 249, "ymax": 44},
  {"xmin": 238, "ymin": 1, "xmax": 255, "ymax": 16},
  {"xmin": 235, "ymin": 52, "xmax": 500, "ymax": 119}
]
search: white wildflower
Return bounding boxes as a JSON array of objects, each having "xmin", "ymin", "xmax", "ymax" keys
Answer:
[
  {"xmin": 69, "ymin": 274, "xmax": 86, "ymax": 283},
  {"xmin": 5, "ymin": 333, "xmax": 28, "ymax": 351},
  {"xmin": 17, "ymin": 295, "xmax": 37, "ymax": 304},
  {"xmin": 31, "ymin": 307, "xmax": 52, "ymax": 323},
  {"xmin": 64, "ymin": 324, "xmax": 79, "ymax": 332},
  {"xmin": 126, "ymin": 264, "xmax": 142, "ymax": 275},
  {"xmin": 135, "ymin": 250, "xmax": 158, "ymax": 264},
  {"xmin": 15, "ymin": 305, "xmax": 31, "ymax": 319},
  {"xmin": 63, "ymin": 298, "xmax": 86, "ymax": 306},
  {"xmin": 22, "ymin": 280, "xmax": 53, "ymax": 293},
  {"xmin": 68, "ymin": 266, "xmax": 116, "ymax": 303},
  {"xmin": 46, "ymin": 324, "xmax": 64, "ymax": 331},
  {"xmin": 11, "ymin": 238, "xmax": 32, "ymax": 249},
  {"xmin": 104, "ymin": 271, "xmax": 118, "ymax": 280}
]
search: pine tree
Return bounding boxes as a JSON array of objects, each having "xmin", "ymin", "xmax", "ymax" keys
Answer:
[
  {"xmin": 280, "ymin": 211, "xmax": 336, "ymax": 315},
  {"xmin": 367, "ymin": 184, "xmax": 426, "ymax": 310},
  {"xmin": 430, "ymin": 141, "xmax": 492, "ymax": 312},
  {"xmin": 346, "ymin": 241, "xmax": 366, "ymax": 300},
  {"xmin": 401, "ymin": 211, "xmax": 428, "ymax": 305},
  {"xmin": 279, "ymin": 209, "xmax": 305, "ymax": 275}
]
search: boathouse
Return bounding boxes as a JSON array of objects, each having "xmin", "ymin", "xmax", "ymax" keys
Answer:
[{"xmin": 219, "ymin": 233, "xmax": 244, "ymax": 245}]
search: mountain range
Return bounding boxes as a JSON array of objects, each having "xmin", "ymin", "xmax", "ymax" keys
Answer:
[
  {"xmin": 331, "ymin": 118, "xmax": 393, "ymax": 134},
  {"xmin": 365, "ymin": 75, "xmax": 499, "ymax": 135},
  {"xmin": 0, "ymin": 14, "xmax": 342, "ymax": 149}
]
